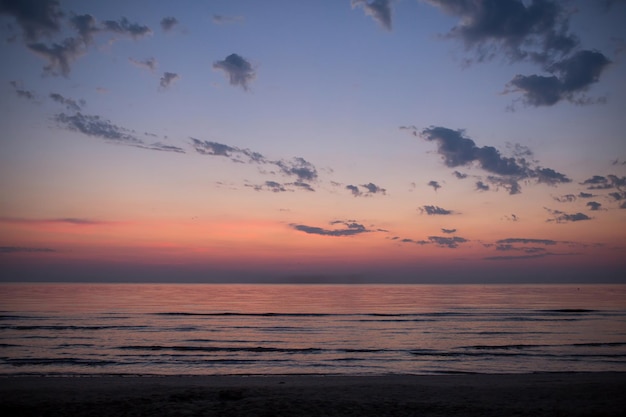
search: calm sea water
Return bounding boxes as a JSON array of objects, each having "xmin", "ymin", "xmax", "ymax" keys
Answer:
[{"xmin": 1, "ymin": 284, "xmax": 625, "ymax": 375}]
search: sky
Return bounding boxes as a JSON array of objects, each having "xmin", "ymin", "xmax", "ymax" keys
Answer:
[{"xmin": 1, "ymin": 0, "xmax": 625, "ymax": 283}]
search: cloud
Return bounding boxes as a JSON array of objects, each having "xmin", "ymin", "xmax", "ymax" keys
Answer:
[
  {"xmin": 160, "ymin": 16, "xmax": 178, "ymax": 32},
  {"xmin": 0, "ymin": 216, "xmax": 108, "ymax": 226},
  {"xmin": 609, "ymin": 191, "xmax": 626, "ymax": 201},
  {"xmin": 102, "ymin": 17, "xmax": 151, "ymax": 39},
  {"xmin": 586, "ymin": 201, "xmax": 602, "ymax": 211},
  {"xmin": 578, "ymin": 192, "xmax": 593, "ymax": 198},
  {"xmin": 347, "ymin": 182, "xmax": 387, "ymax": 197},
  {"xmin": 0, "ymin": 246, "xmax": 56, "ymax": 254},
  {"xmin": 484, "ymin": 253, "xmax": 551, "ymax": 261},
  {"xmin": 352, "ymin": 0, "xmax": 392, "ymax": 31},
  {"xmin": 55, "ymin": 112, "xmax": 184, "ymax": 153},
  {"xmin": 424, "ymin": 0, "xmax": 578, "ymax": 63},
  {"xmin": 503, "ymin": 214, "xmax": 519, "ymax": 222},
  {"xmin": 417, "ymin": 126, "xmax": 571, "ymax": 194},
  {"xmin": 545, "ymin": 208, "xmax": 592, "ymax": 223},
  {"xmin": 190, "ymin": 138, "xmax": 318, "ymax": 183},
  {"xmin": 159, "ymin": 72, "xmax": 180, "ymax": 89},
  {"xmin": 27, "ymin": 36, "xmax": 84, "ymax": 77},
  {"xmin": 247, "ymin": 181, "xmax": 287, "ymax": 193},
  {"xmin": 453, "ymin": 170, "xmax": 467, "ymax": 179},
  {"xmin": 49, "ymin": 92, "xmax": 84, "ymax": 111},
  {"xmin": 290, "ymin": 221, "xmax": 372, "ymax": 237},
  {"xmin": 0, "ymin": 0, "xmax": 63, "ymax": 41},
  {"xmin": 9, "ymin": 80, "xmax": 35, "ymax": 100},
  {"xmin": 427, "ymin": 180, "xmax": 441, "ymax": 191},
  {"xmin": 496, "ymin": 238, "xmax": 557, "ymax": 246},
  {"xmin": 507, "ymin": 50, "xmax": 611, "ymax": 106},
  {"xmin": 400, "ymin": 235, "xmax": 468, "ymax": 248},
  {"xmin": 553, "ymin": 194, "xmax": 576, "ymax": 203},
  {"xmin": 275, "ymin": 157, "xmax": 318, "ymax": 181},
  {"xmin": 419, "ymin": 205, "xmax": 453, "ymax": 215},
  {"xmin": 213, "ymin": 53, "xmax": 256, "ymax": 90},
  {"xmin": 69, "ymin": 14, "xmax": 98, "ymax": 45},
  {"xmin": 581, "ymin": 175, "xmax": 626, "ymax": 190},
  {"xmin": 129, "ymin": 57, "xmax": 157, "ymax": 72},
  {"xmin": 441, "ymin": 228, "xmax": 456, "ymax": 234},
  {"xmin": 475, "ymin": 181, "xmax": 489, "ymax": 191}
]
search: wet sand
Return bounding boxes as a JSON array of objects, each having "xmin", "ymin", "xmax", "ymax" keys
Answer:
[{"xmin": 2, "ymin": 372, "xmax": 625, "ymax": 416}]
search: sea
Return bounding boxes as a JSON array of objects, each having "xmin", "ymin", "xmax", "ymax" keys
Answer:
[{"xmin": 1, "ymin": 284, "xmax": 625, "ymax": 376}]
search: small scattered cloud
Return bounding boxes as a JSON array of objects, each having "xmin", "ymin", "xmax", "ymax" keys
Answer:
[
  {"xmin": 351, "ymin": 0, "xmax": 392, "ymax": 31},
  {"xmin": 453, "ymin": 171, "xmax": 467, "ymax": 179},
  {"xmin": 213, "ymin": 53, "xmax": 256, "ymax": 91},
  {"xmin": 496, "ymin": 238, "xmax": 557, "ymax": 246},
  {"xmin": 9, "ymin": 80, "xmax": 35, "ymax": 100},
  {"xmin": 160, "ymin": 16, "xmax": 178, "ymax": 32},
  {"xmin": 346, "ymin": 182, "xmax": 387, "ymax": 197},
  {"xmin": 159, "ymin": 72, "xmax": 180, "ymax": 89},
  {"xmin": 586, "ymin": 201, "xmax": 602, "ymax": 211},
  {"xmin": 275, "ymin": 157, "xmax": 318, "ymax": 182},
  {"xmin": 399, "ymin": 235, "xmax": 468, "ymax": 249},
  {"xmin": 553, "ymin": 194, "xmax": 576, "ymax": 203},
  {"xmin": 578, "ymin": 192, "xmax": 594, "ymax": 198},
  {"xmin": 581, "ymin": 174, "xmax": 626, "ymax": 190},
  {"xmin": 27, "ymin": 37, "xmax": 84, "ymax": 77},
  {"xmin": 129, "ymin": 57, "xmax": 157, "ymax": 72},
  {"xmin": 475, "ymin": 181, "xmax": 489, "ymax": 191},
  {"xmin": 102, "ymin": 17, "xmax": 151, "ymax": 39},
  {"xmin": 427, "ymin": 180, "xmax": 441, "ymax": 191},
  {"xmin": 49, "ymin": 92, "xmax": 84, "ymax": 111},
  {"xmin": 55, "ymin": 112, "xmax": 184, "ymax": 153},
  {"xmin": 545, "ymin": 208, "xmax": 592, "ymax": 223},
  {"xmin": 419, "ymin": 205, "xmax": 453, "ymax": 215},
  {"xmin": 441, "ymin": 228, "xmax": 456, "ymax": 234},
  {"xmin": 290, "ymin": 220, "xmax": 372, "ymax": 237},
  {"xmin": 503, "ymin": 214, "xmax": 519, "ymax": 222}
]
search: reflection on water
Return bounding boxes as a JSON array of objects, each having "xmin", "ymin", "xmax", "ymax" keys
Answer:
[{"xmin": 1, "ymin": 284, "xmax": 625, "ymax": 375}]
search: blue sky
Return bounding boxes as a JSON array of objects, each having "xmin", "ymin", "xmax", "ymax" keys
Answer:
[{"xmin": 1, "ymin": 0, "xmax": 625, "ymax": 283}]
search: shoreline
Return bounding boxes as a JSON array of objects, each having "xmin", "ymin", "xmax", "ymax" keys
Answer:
[{"xmin": 2, "ymin": 372, "xmax": 625, "ymax": 416}]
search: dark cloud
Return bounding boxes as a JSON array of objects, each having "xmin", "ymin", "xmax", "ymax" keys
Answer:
[
  {"xmin": 578, "ymin": 192, "xmax": 593, "ymax": 198},
  {"xmin": 159, "ymin": 72, "xmax": 180, "ymax": 89},
  {"xmin": 484, "ymin": 253, "xmax": 549, "ymax": 261},
  {"xmin": 581, "ymin": 175, "xmax": 626, "ymax": 190},
  {"xmin": 0, "ymin": 246, "xmax": 56, "ymax": 254},
  {"xmin": 291, "ymin": 181, "xmax": 315, "ymax": 192},
  {"xmin": 160, "ymin": 16, "xmax": 178, "ymax": 32},
  {"xmin": 553, "ymin": 194, "xmax": 576, "ymax": 203},
  {"xmin": 361, "ymin": 182, "xmax": 386, "ymax": 195},
  {"xmin": 102, "ymin": 17, "xmax": 151, "ymax": 39},
  {"xmin": 55, "ymin": 112, "xmax": 184, "ymax": 153},
  {"xmin": 9, "ymin": 80, "xmax": 35, "ymax": 100},
  {"xmin": 129, "ymin": 57, "xmax": 157, "ymax": 72},
  {"xmin": 586, "ymin": 201, "xmax": 602, "ymax": 211},
  {"xmin": 545, "ymin": 208, "xmax": 592, "ymax": 223},
  {"xmin": 609, "ymin": 191, "xmax": 626, "ymax": 201},
  {"xmin": 508, "ymin": 50, "xmax": 611, "ymax": 106},
  {"xmin": 475, "ymin": 181, "xmax": 489, "ymax": 191},
  {"xmin": 275, "ymin": 157, "xmax": 318, "ymax": 182},
  {"xmin": 0, "ymin": 0, "xmax": 63, "ymax": 41},
  {"xmin": 290, "ymin": 221, "xmax": 371, "ymax": 237},
  {"xmin": 248, "ymin": 181, "xmax": 287, "ymax": 193},
  {"xmin": 496, "ymin": 238, "xmax": 557, "ymax": 246},
  {"xmin": 213, "ymin": 53, "xmax": 256, "ymax": 91},
  {"xmin": 190, "ymin": 138, "xmax": 317, "ymax": 182},
  {"xmin": 352, "ymin": 0, "xmax": 392, "ymax": 31},
  {"xmin": 69, "ymin": 13, "xmax": 98, "ymax": 45},
  {"xmin": 453, "ymin": 170, "xmax": 467, "ymax": 179},
  {"xmin": 611, "ymin": 159, "xmax": 626, "ymax": 166},
  {"xmin": 49, "ymin": 92, "xmax": 84, "ymax": 111},
  {"xmin": 400, "ymin": 235, "xmax": 468, "ymax": 249},
  {"xmin": 495, "ymin": 244, "xmax": 547, "ymax": 254},
  {"xmin": 419, "ymin": 205, "xmax": 453, "ymax": 215},
  {"xmin": 425, "ymin": 0, "xmax": 578, "ymax": 63},
  {"xmin": 346, "ymin": 184, "xmax": 361, "ymax": 197},
  {"xmin": 427, "ymin": 180, "xmax": 441, "ymax": 191},
  {"xmin": 441, "ymin": 228, "xmax": 456, "ymax": 234},
  {"xmin": 27, "ymin": 36, "xmax": 83, "ymax": 77},
  {"xmin": 417, "ymin": 126, "xmax": 570, "ymax": 194}
]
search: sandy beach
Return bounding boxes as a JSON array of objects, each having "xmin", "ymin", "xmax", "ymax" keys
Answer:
[{"xmin": 1, "ymin": 372, "xmax": 625, "ymax": 416}]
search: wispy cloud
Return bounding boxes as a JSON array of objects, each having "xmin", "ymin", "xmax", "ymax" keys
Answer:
[
  {"xmin": 212, "ymin": 15, "xmax": 244, "ymax": 25},
  {"xmin": 0, "ymin": 217, "xmax": 109, "ymax": 226},
  {"xmin": 419, "ymin": 205, "xmax": 454, "ymax": 215},
  {"xmin": 49, "ymin": 92, "xmax": 85, "ymax": 111},
  {"xmin": 427, "ymin": 180, "xmax": 441, "ymax": 191},
  {"xmin": 129, "ymin": 57, "xmax": 157, "ymax": 73},
  {"xmin": 55, "ymin": 112, "xmax": 184, "ymax": 153},
  {"xmin": 159, "ymin": 72, "xmax": 180, "ymax": 89},
  {"xmin": 399, "ymin": 235, "xmax": 468, "ymax": 249},
  {"xmin": 160, "ymin": 17, "xmax": 178, "ymax": 32},
  {"xmin": 544, "ymin": 208, "xmax": 592, "ymax": 223},
  {"xmin": 345, "ymin": 182, "xmax": 386, "ymax": 197},
  {"xmin": 213, "ymin": 53, "xmax": 256, "ymax": 91},
  {"xmin": 352, "ymin": 0, "xmax": 392, "ymax": 31},
  {"xmin": 290, "ymin": 220, "xmax": 372, "ymax": 237},
  {"xmin": 9, "ymin": 80, "xmax": 36, "ymax": 100}
]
